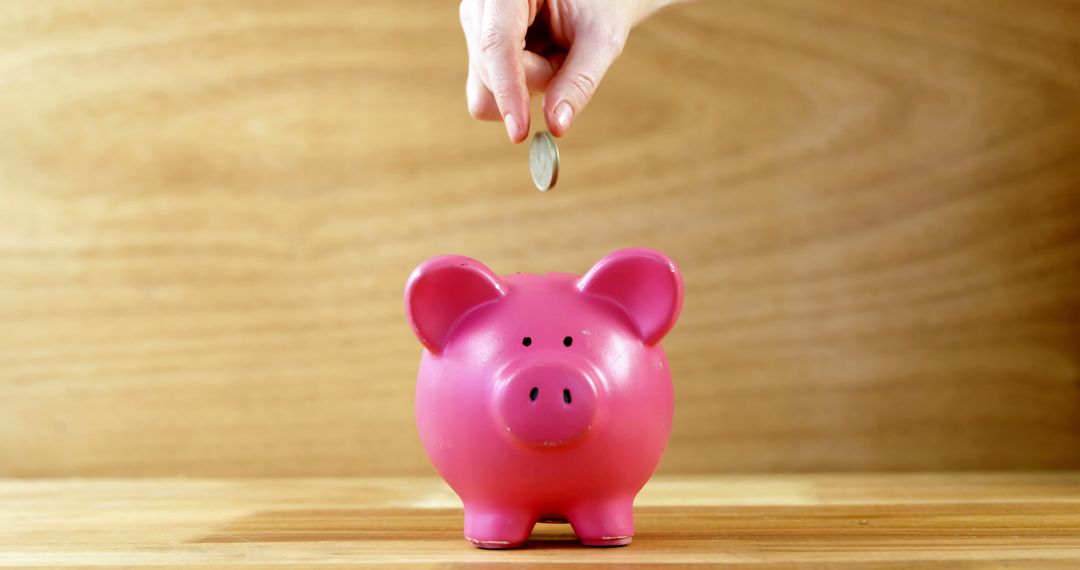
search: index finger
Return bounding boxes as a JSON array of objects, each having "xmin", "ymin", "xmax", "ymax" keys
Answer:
[{"xmin": 479, "ymin": 0, "xmax": 530, "ymax": 143}]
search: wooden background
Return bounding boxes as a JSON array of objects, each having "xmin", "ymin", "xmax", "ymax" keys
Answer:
[{"xmin": 0, "ymin": 0, "xmax": 1078, "ymax": 478}]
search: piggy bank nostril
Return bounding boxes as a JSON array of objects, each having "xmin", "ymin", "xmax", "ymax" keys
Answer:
[
  {"xmin": 529, "ymin": 387, "xmax": 539, "ymax": 402},
  {"xmin": 563, "ymin": 389, "xmax": 572, "ymax": 405}
]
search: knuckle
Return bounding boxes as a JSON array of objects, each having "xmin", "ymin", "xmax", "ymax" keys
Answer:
[
  {"xmin": 489, "ymin": 83, "xmax": 518, "ymax": 106},
  {"xmin": 478, "ymin": 26, "xmax": 508, "ymax": 59},
  {"xmin": 567, "ymin": 72, "xmax": 600, "ymax": 101},
  {"xmin": 470, "ymin": 101, "xmax": 498, "ymax": 120},
  {"xmin": 466, "ymin": 83, "xmax": 497, "ymax": 119},
  {"xmin": 467, "ymin": 99, "xmax": 486, "ymax": 120},
  {"xmin": 482, "ymin": 65, "xmax": 523, "ymax": 102}
]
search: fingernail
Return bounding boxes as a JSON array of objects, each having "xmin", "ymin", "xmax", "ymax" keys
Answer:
[
  {"xmin": 503, "ymin": 114, "xmax": 520, "ymax": 142},
  {"xmin": 555, "ymin": 102, "xmax": 574, "ymax": 131}
]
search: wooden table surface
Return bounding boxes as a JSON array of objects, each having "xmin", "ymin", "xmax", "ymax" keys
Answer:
[{"xmin": 3, "ymin": 474, "xmax": 1080, "ymax": 568}]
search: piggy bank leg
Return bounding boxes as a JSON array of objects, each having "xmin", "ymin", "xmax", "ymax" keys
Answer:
[
  {"xmin": 463, "ymin": 504, "xmax": 535, "ymax": 549},
  {"xmin": 567, "ymin": 498, "xmax": 635, "ymax": 547}
]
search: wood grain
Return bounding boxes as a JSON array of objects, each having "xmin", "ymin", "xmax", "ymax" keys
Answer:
[
  {"xmin": 0, "ymin": 0, "xmax": 1078, "ymax": 476},
  {"xmin": 2, "ymin": 474, "xmax": 1080, "ymax": 567}
]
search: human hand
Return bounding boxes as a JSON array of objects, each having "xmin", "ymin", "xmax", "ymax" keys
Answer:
[{"xmin": 459, "ymin": 0, "xmax": 674, "ymax": 143}]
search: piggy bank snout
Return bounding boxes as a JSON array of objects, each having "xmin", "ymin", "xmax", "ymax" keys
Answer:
[{"xmin": 496, "ymin": 363, "xmax": 597, "ymax": 447}]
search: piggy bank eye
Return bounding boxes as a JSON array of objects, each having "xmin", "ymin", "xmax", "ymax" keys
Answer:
[
  {"xmin": 563, "ymin": 336, "xmax": 573, "ymax": 347},
  {"xmin": 522, "ymin": 336, "xmax": 532, "ymax": 347}
]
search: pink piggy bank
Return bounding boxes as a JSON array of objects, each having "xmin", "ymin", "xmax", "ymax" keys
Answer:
[{"xmin": 405, "ymin": 248, "xmax": 684, "ymax": 548}]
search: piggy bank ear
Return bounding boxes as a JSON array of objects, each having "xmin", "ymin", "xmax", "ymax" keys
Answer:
[
  {"xmin": 405, "ymin": 255, "xmax": 505, "ymax": 354},
  {"xmin": 577, "ymin": 248, "xmax": 684, "ymax": 346}
]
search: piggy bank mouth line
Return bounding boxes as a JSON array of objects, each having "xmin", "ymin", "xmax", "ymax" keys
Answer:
[{"xmin": 505, "ymin": 424, "xmax": 593, "ymax": 448}]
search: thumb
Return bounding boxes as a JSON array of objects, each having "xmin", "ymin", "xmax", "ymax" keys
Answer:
[{"xmin": 542, "ymin": 30, "xmax": 626, "ymax": 137}]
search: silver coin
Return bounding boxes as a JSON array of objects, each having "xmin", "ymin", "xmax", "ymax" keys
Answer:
[{"xmin": 529, "ymin": 131, "xmax": 559, "ymax": 191}]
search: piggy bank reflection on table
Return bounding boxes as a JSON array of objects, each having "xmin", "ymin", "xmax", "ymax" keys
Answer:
[{"xmin": 405, "ymin": 248, "xmax": 683, "ymax": 548}]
